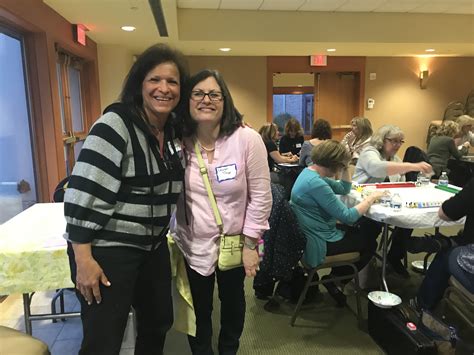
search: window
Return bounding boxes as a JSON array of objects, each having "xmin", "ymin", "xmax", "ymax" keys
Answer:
[
  {"xmin": 0, "ymin": 30, "xmax": 37, "ymax": 223},
  {"xmin": 273, "ymin": 93, "xmax": 314, "ymax": 135},
  {"xmin": 56, "ymin": 52, "xmax": 87, "ymax": 175}
]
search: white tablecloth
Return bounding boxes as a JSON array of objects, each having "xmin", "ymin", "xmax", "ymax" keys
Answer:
[
  {"xmin": 0, "ymin": 203, "xmax": 73, "ymax": 295},
  {"xmin": 341, "ymin": 183, "xmax": 465, "ymax": 229}
]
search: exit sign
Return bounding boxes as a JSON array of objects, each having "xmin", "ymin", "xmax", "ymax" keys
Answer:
[
  {"xmin": 73, "ymin": 24, "xmax": 87, "ymax": 46},
  {"xmin": 310, "ymin": 55, "xmax": 327, "ymax": 66}
]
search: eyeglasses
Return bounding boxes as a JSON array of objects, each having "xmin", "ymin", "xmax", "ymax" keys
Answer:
[
  {"xmin": 190, "ymin": 90, "xmax": 223, "ymax": 102},
  {"xmin": 385, "ymin": 138, "xmax": 405, "ymax": 145}
]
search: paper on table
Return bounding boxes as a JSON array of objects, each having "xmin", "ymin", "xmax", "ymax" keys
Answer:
[{"xmin": 43, "ymin": 235, "xmax": 67, "ymax": 249}]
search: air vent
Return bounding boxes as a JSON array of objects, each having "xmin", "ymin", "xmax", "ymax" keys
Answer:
[{"xmin": 149, "ymin": 0, "xmax": 168, "ymax": 37}]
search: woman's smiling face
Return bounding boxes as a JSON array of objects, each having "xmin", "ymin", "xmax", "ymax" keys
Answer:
[
  {"xmin": 189, "ymin": 76, "xmax": 224, "ymax": 126},
  {"xmin": 141, "ymin": 62, "xmax": 180, "ymax": 122}
]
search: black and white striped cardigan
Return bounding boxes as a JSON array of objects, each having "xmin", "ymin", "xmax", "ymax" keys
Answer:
[{"xmin": 64, "ymin": 103, "xmax": 184, "ymax": 250}]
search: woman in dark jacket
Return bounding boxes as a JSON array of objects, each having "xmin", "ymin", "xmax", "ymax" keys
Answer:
[{"xmin": 64, "ymin": 44, "xmax": 189, "ymax": 354}]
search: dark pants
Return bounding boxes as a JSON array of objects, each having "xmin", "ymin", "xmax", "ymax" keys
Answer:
[
  {"xmin": 326, "ymin": 217, "xmax": 379, "ymax": 278},
  {"xmin": 185, "ymin": 262, "xmax": 246, "ymax": 355},
  {"xmin": 67, "ymin": 242, "xmax": 173, "ymax": 355},
  {"xmin": 417, "ymin": 246, "xmax": 474, "ymax": 310},
  {"xmin": 387, "ymin": 227, "xmax": 413, "ymax": 260}
]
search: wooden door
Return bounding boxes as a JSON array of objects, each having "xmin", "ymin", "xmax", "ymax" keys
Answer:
[{"xmin": 314, "ymin": 72, "xmax": 359, "ymax": 141}]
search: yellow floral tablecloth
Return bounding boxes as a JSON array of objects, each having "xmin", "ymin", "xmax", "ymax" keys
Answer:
[{"xmin": 0, "ymin": 203, "xmax": 74, "ymax": 295}]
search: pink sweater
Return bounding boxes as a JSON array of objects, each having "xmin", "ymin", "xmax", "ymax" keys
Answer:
[{"xmin": 171, "ymin": 126, "xmax": 272, "ymax": 276}]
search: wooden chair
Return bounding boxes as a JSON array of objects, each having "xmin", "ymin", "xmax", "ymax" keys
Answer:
[
  {"xmin": 443, "ymin": 101, "xmax": 465, "ymax": 121},
  {"xmin": 0, "ymin": 326, "xmax": 50, "ymax": 354},
  {"xmin": 443, "ymin": 276, "xmax": 474, "ymax": 328},
  {"xmin": 290, "ymin": 252, "xmax": 362, "ymax": 327}
]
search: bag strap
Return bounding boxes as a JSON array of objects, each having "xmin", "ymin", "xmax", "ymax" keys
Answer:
[{"xmin": 194, "ymin": 140, "xmax": 224, "ymax": 235}]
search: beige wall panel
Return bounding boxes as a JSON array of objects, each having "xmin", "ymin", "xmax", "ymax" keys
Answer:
[
  {"xmin": 187, "ymin": 56, "xmax": 267, "ymax": 130},
  {"xmin": 97, "ymin": 44, "xmax": 135, "ymax": 111},
  {"xmin": 364, "ymin": 57, "xmax": 474, "ymax": 157},
  {"xmin": 97, "ymin": 52, "xmax": 474, "ymax": 160}
]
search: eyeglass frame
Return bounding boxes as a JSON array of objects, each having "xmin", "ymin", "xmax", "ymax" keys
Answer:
[
  {"xmin": 190, "ymin": 90, "xmax": 224, "ymax": 102},
  {"xmin": 384, "ymin": 137, "xmax": 405, "ymax": 145}
]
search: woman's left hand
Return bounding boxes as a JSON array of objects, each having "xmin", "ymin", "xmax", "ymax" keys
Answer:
[{"xmin": 242, "ymin": 247, "xmax": 259, "ymax": 277}]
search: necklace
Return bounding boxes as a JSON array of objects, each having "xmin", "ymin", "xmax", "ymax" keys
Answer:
[{"xmin": 197, "ymin": 139, "xmax": 215, "ymax": 152}]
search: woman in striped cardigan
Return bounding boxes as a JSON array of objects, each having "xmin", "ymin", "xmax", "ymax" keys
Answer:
[{"xmin": 64, "ymin": 43, "xmax": 188, "ymax": 355}]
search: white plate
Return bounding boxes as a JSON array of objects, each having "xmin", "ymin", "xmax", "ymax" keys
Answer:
[
  {"xmin": 368, "ymin": 291, "xmax": 402, "ymax": 309},
  {"xmin": 411, "ymin": 260, "xmax": 431, "ymax": 271}
]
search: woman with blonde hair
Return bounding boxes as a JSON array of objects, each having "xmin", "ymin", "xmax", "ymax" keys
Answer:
[
  {"xmin": 455, "ymin": 114, "xmax": 474, "ymax": 150},
  {"xmin": 341, "ymin": 117, "xmax": 373, "ymax": 164},
  {"xmin": 428, "ymin": 120, "xmax": 470, "ymax": 177},
  {"xmin": 279, "ymin": 117, "xmax": 304, "ymax": 155},
  {"xmin": 259, "ymin": 123, "xmax": 298, "ymax": 175}
]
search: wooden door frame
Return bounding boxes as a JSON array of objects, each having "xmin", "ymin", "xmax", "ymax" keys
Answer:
[
  {"xmin": 266, "ymin": 56, "xmax": 366, "ymax": 124},
  {"xmin": 1, "ymin": 2, "xmax": 100, "ymax": 201}
]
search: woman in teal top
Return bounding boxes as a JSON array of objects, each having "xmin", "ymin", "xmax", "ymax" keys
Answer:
[{"xmin": 290, "ymin": 140, "xmax": 383, "ymax": 306}]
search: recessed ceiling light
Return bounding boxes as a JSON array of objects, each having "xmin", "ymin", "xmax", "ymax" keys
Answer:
[
  {"xmin": 121, "ymin": 26, "xmax": 136, "ymax": 32},
  {"xmin": 297, "ymin": 85, "xmax": 303, "ymax": 87},
  {"xmin": 425, "ymin": 48, "xmax": 435, "ymax": 52},
  {"xmin": 219, "ymin": 48, "xmax": 231, "ymax": 52},
  {"xmin": 326, "ymin": 48, "xmax": 336, "ymax": 52}
]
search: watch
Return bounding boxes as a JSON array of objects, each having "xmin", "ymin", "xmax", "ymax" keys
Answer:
[{"xmin": 244, "ymin": 238, "xmax": 258, "ymax": 250}]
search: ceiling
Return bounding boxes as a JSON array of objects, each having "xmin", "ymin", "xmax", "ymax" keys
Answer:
[{"xmin": 44, "ymin": 0, "xmax": 474, "ymax": 56}]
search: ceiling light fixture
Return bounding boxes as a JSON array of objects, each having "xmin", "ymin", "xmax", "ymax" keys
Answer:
[
  {"xmin": 219, "ymin": 48, "xmax": 231, "ymax": 52},
  {"xmin": 425, "ymin": 48, "xmax": 435, "ymax": 52},
  {"xmin": 326, "ymin": 48, "xmax": 336, "ymax": 52},
  {"xmin": 121, "ymin": 26, "xmax": 136, "ymax": 32}
]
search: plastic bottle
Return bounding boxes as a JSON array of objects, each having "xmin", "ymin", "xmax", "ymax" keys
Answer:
[
  {"xmin": 390, "ymin": 192, "xmax": 403, "ymax": 212},
  {"xmin": 438, "ymin": 172, "xmax": 449, "ymax": 186},
  {"xmin": 416, "ymin": 171, "xmax": 423, "ymax": 186}
]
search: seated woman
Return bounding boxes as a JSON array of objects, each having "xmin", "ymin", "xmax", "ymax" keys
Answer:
[
  {"xmin": 428, "ymin": 120, "xmax": 470, "ymax": 178},
  {"xmin": 259, "ymin": 122, "xmax": 299, "ymax": 178},
  {"xmin": 290, "ymin": 140, "xmax": 384, "ymax": 306},
  {"xmin": 353, "ymin": 125, "xmax": 433, "ymax": 277},
  {"xmin": 416, "ymin": 177, "xmax": 474, "ymax": 310},
  {"xmin": 341, "ymin": 116, "xmax": 373, "ymax": 165},
  {"xmin": 299, "ymin": 119, "xmax": 332, "ymax": 167},
  {"xmin": 353, "ymin": 125, "xmax": 432, "ymax": 184},
  {"xmin": 454, "ymin": 115, "xmax": 474, "ymax": 150},
  {"xmin": 279, "ymin": 118, "xmax": 305, "ymax": 156}
]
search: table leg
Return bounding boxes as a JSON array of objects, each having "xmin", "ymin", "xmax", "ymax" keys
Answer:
[
  {"xmin": 22, "ymin": 293, "xmax": 32, "ymax": 335},
  {"xmin": 381, "ymin": 224, "xmax": 389, "ymax": 292}
]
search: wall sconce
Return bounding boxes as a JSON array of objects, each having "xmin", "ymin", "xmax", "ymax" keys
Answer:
[{"xmin": 419, "ymin": 70, "xmax": 429, "ymax": 89}]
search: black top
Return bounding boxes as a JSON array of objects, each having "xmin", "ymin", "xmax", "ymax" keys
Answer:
[
  {"xmin": 264, "ymin": 140, "xmax": 278, "ymax": 172},
  {"xmin": 279, "ymin": 135, "xmax": 304, "ymax": 155},
  {"xmin": 64, "ymin": 103, "xmax": 184, "ymax": 249},
  {"xmin": 442, "ymin": 177, "xmax": 474, "ymax": 243}
]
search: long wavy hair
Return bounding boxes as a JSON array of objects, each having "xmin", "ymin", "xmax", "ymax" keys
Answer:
[
  {"xmin": 259, "ymin": 123, "xmax": 278, "ymax": 143},
  {"xmin": 119, "ymin": 43, "xmax": 189, "ymax": 121},
  {"xmin": 352, "ymin": 116, "xmax": 373, "ymax": 142},
  {"xmin": 436, "ymin": 121, "xmax": 459, "ymax": 138}
]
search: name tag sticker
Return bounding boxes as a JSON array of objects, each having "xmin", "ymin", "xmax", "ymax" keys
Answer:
[
  {"xmin": 216, "ymin": 164, "xmax": 237, "ymax": 182},
  {"xmin": 168, "ymin": 139, "xmax": 182, "ymax": 152},
  {"xmin": 296, "ymin": 143, "xmax": 302, "ymax": 148}
]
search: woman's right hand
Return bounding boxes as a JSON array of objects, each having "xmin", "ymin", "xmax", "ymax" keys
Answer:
[
  {"xmin": 72, "ymin": 243, "xmax": 111, "ymax": 305},
  {"xmin": 368, "ymin": 190, "xmax": 386, "ymax": 203},
  {"xmin": 413, "ymin": 161, "xmax": 432, "ymax": 174},
  {"xmin": 76, "ymin": 257, "xmax": 110, "ymax": 305},
  {"xmin": 289, "ymin": 154, "xmax": 299, "ymax": 163}
]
